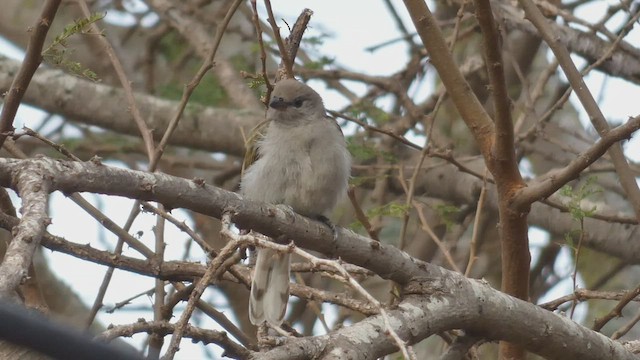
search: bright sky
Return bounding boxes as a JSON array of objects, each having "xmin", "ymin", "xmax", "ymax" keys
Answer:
[{"xmin": 1, "ymin": 0, "xmax": 639, "ymax": 358}]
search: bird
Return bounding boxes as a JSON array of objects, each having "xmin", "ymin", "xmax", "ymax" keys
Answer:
[{"xmin": 240, "ymin": 78, "xmax": 351, "ymax": 326}]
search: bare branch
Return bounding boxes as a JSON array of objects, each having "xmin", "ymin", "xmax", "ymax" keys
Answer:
[
  {"xmin": 0, "ymin": 157, "xmax": 636, "ymax": 359},
  {"xmin": 518, "ymin": 0, "xmax": 640, "ymax": 221},
  {"xmin": 96, "ymin": 320, "xmax": 250, "ymax": 359},
  {"xmin": 0, "ymin": 162, "xmax": 51, "ymax": 297},
  {"xmin": 76, "ymin": 0, "xmax": 155, "ymax": 161},
  {"xmin": 0, "ymin": 0, "xmax": 61, "ymax": 148},
  {"xmin": 515, "ymin": 115, "xmax": 640, "ymax": 206},
  {"xmin": 0, "ymin": 55, "xmax": 261, "ymax": 156},
  {"xmin": 402, "ymin": 0, "xmax": 495, "ymax": 155},
  {"xmin": 162, "ymin": 217, "xmax": 241, "ymax": 359},
  {"xmin": 146, "ymin": 0, "xmax": 263, "ymax": 110}
]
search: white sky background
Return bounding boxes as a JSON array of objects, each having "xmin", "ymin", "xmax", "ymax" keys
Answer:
[{"xmin": 1, "ymin": 0, "xmax": 640, "ymax": 358}]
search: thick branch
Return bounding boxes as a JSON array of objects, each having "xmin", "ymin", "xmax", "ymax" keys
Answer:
[
  {"xmin": 0, "ymin": 157, "xmax": 425, "ymax": 285},
  {"xmin": 475, "ymin": 0, "xmax": 530, "ymax": 303},
  {"xmin": 405, "ymin": 6, "xmax": 529, "ymax": 359},
  {"xmin": 0, "ymin": 161, "xmax": 51, "ymax": 297},
  {"xmin": 0, "ymin": 157, "xmax": 636, "ymax": 359},
  {"xmin": 0, "ymin": 55, "xmax": 260, "ymax": 156},
  {"xmin": 402, "ymin": 0, "xmax": 495, "ymax": 155},
  {"xmin": 494, "ymin": 0, "xmax": 640, "ymax": 84},
  {"xmin": 253, "ymin": 277, "xmax": 635, "ymax": 360}
]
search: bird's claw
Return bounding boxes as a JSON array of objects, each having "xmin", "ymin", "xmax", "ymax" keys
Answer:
[{"xmin": 317, "ymin": 215, "xmax": 338, "ymax": 241}]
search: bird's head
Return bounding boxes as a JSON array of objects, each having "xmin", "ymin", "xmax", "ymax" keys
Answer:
[{"xmin": 267, "ymin": 79, "xmax": 325, "ymax": 125}]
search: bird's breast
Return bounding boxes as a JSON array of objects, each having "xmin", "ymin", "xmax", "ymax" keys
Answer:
[{"xmin": 244, "ymin": 123, "xmax": 347, "ymax": 217}]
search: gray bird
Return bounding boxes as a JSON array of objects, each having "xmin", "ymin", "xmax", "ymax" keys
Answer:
[{"xmin": 240, "ymin": 79, "xmax": 351, "ymax": 326}]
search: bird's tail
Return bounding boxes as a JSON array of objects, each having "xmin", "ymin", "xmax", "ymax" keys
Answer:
[{"xmin": 249, "ymin": 248, "xmax": 291, "ymax": 326}]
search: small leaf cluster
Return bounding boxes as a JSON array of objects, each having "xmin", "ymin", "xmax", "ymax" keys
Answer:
[
  {"xmin": 346, "ymin": 137, "xmax": 397, "ymax": 163},
  {"xmin": 559, "ymin": 176, "xmax": 601, "ymax": 222},
  {"xmin": 348, "ymin": 101, "xmax": 391, "ymax": 125},
  {"xmin": 350, "ymin": 202, "xmax": 410, "ymax": 231},
  {"xmin": 434, "ymin": 203, "xmax": 462, "ymax": 231},
  {"xmin": 42, "ymin": 12, "xmax": 105, "ymax": 82}
]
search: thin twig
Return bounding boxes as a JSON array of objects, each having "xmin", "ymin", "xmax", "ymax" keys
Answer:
[
  {"xmin": 540, "ymin": 289, "xmax": 640, "ymax": 310},
  {"xmin": 150, "ymin": 0, "xmax": 244, "ymax": 170},
  {"xmin": 161, "ymin": 214, "xmax": 241, "ymax": 360},
  {"xmin": 569, "ymin": 218, "xmax": 585, "ymax": 319},
  {"xmin": 593, "ymin": 284, "xmax": 640, "ymax": 332},
  {"xmin": 413, "ymin": 201, "xmax": 462, "ymax": 273},
  {"xmin": 347, "ymin": 187, "xmax": 380, "ymax": 241},
  {"xmin": 76, "ymin": 0, "xmax": 155, "ymax": 160},
  {"xmin": 20, "ymin": 127, "xmax": 81, "ymax": 161},
  {"xmin": 223, "ymin": 221, "xmax": 417, "ymax": 360},
  {"xmin": 0, "ymin": 0, "xmax": 61, "ymax": 149},
  {"xmin": 264, "ymin": 0, "xmax": 294, "ymax": 79},
  {"xmin": 518, "ymin": 0, "xmax": 640, "ymax": 221},
  {"xmin": 140, "ymin": 201, "xmax": 216, "ymax": 255},
  {"xmin": 475, "ymin": 0, "xmax": 516, "ymax": 165},
  {"xmin": 148, "ymin": 206, "xmax": 167, "ymax": 358},
  {"xmin": 398, "ymin": 146, "xmax": 429, "ymax": 251},
  {"xmin": 283, "ymin": 9, "xmax": 313, "ymax": 67},
  {"xmin": 106, "ymin": 287, "xmax": 155, "ymax": 313},
  {"xmin": 612, "ymin": 307, "xmax": 640, "ymax": 340},
  {"xmin": 97, "ymin": 320, "xmax": 250, "ymax": 359},
  {"xmin": 169, "ymin": 281, "xmax": 256, "ymax": 349},
  {"xmin": 465, "ymin": 169, "xmax": 488, "ymax": 277},
  {"xmin": 292, "ymin": 272, "xmax": 331, "ymax": 333},
  {"xmin": 85, "ymin": 0, "xmax": 243, "ymax": 327},
  {"xmin": 73, "ymin": 0, "xmax": 159, "ymax": 317},
  {"xmin": 514, "ymin": 114, "xmax": 640, "ymax": 207},
  {"xmin": 330, "ymin": 110, "xmax": 422, "ymax": 151},
  {"xmin": 87, "ymin": 210, "xmax": 141, "ymax": 327},
  {"xmin": 250, "ymin": 0, "xmax": 273, "ymax": 101}
]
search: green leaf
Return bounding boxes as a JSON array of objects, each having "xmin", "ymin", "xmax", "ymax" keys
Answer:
[
  {"xmin": 434, "ymin": 203, "xmax": 461, "ymax": 231},
  {"xmin": 366, "ymin": 202, "xmax": 410, "ymax": 219},
  {"xmin": 348, "ymin": 101, "xmax": 391, "ymax": 125},
  {"xmin": 346, "ymin": 137, "xmax": 398, "ymax": 163},
  {"xmin": 559, "ymin": 176, "xmax": 601, "ymax": 222},
  {"xmin": 42, "ymin": 12, "xmax": 105, "ymax": 82},
  {"xmin": 303, "ymin": 56, "xmax": 334, "ymax": 70}
]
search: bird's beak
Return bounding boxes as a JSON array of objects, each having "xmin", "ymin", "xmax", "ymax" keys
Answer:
[{"xmin": 269, "ymin": 97, "xmax": 289, "ymax": 110}]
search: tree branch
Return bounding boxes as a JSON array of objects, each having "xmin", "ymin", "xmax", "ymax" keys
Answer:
[
  {"xmin": 518, "ymin": 0, "xmax": 640, "ymax": 222},
  {"xmin": 0, "ymin": 161, "xmax": 51, "ymax": 297},
  {"xmin": 0, "ymin": 55, "xmax": 260, "ymax": 156},
  {"xmin": 96, "ymin": 320, "xmax": 249, "ymax": 360},
  {"xmin": 253, "ymin": 279, "xmax": 635, "ymax": 360},
  {"xmin": 494, "ymin": 0, "xmax": 640, "ymax": 84},
  {"xmin": 0, "ymin": 157, "xmax": 636, "ymax": 359},
  {"xmin": 401, "ymin": 0, "xmax": 495, "ymax": 155},
  {"xmin": 475, "ymin": 4, "xmax": 528, "ymax": 357},
  {"xmin": 515, "ymin": 115, "xmax": 640, "ymax": 207},
  {"xmin": 77, "ymin": 0, "xmax": 155, "ymax": 161},
  {"xmin": 0, "ymin": 0, "xmax": 61, "ymax": 148},
  {"xmin": 146, "ymin": 0, "xmax": 263, "ymax": 110},
  {"xmin": 264, "ymin": 0, "xmax": 295, "ymax": 79}
]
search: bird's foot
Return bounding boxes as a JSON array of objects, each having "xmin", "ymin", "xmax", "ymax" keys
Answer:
[{"xmin": 316, "ymin": 215, "xmax": 338, "ymax": 241}]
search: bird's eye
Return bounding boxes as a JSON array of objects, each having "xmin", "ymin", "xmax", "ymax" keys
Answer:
[{"xmin": 293, "ymin": 97, "xmax": 304, "ymax": 108}]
